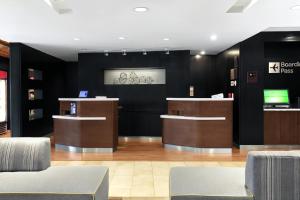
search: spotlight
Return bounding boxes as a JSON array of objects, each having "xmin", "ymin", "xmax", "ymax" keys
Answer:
[
  {"xmin": 200, "ymin": 51, "xmax": 206, "ymax": 55},
  {"xmin": 210, "ymin": 34, "xmax": 218, "ymax": 41},
  {"xmin": 195, "ymin": 54, "xmax": 201, "ymax": 59},
  {"xmin": 104, "ymin": 50, "xmax": 109, "ymax": 56},
  {"xmin": 122, "ymin": 50, "xmax": 127, "ymax": 56},
  {"xmin": 143, "ymin": 50, "xmax": 147, "ymax": 55}
]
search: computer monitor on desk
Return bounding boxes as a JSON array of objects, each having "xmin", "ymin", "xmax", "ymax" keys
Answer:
[
  {"xmin": 264, "ymin": 89, "xmax": 290, "ymax": 108},
  {"xmin": 79, "ymin": 90, "xmax": 88, "ymax": 98}
]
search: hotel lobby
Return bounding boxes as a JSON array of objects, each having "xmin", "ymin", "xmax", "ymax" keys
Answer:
[{"xmin": 1, "ymin": 0, "xmax": 300, "ymax": 200}]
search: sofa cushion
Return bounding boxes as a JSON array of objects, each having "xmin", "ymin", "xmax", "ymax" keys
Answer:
[
  {"xmin": 0, "ymin": 138, "xmax": 51, "ymax": 172},
  {"xmin": 170, "ymin": 167, "xmax": 253, "ymax": 200},
  {"xmin": 0, "ymin": 166, "xmax": 108, "ymax": 200},
  {"xmin": 245, "ymin": 151, "xmax": 300, "ymax": 200}
]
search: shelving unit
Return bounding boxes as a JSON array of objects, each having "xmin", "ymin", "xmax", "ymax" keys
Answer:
[{"xmin": 27, "ymin": 68, "xmax": 44, "ymax": 121}]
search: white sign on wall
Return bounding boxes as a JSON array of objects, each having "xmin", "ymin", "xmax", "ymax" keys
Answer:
[
  {"xmin": 0, "ymin": 80, "xmax": 7, "ymax": 122},
  {"xmin": 104, "ymin": 68, "xmax": 166, "ymax": 85},
  {"xmin": 268, "ymin": 61, "xmax": 300, "ymax": 74}
]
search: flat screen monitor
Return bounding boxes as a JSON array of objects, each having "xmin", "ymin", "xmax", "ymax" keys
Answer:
[
  {"xmin": 264, "ymin": 89, "xmax": 289, "ymax": 105},
  {"xmin": 79, "ymin": 90, "xmax": 88, "ymax": 98}
]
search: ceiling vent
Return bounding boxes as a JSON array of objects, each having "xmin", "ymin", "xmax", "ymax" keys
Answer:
[
  {"xmin": 44, "ymin": 0, "xmax": 72, "ymax": 14},
  {"xmin": 226, "ymin": 0, "xmax": 258, "ymax": 13}
]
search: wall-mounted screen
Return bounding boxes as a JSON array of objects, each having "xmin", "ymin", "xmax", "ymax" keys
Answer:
[
  {"xmin": 104, "ymin": 68, "xmax": 166, "ymax": 85},
  {"xmin": 264, "ymin": 89, "xmax": 289, "ymax": 105}
]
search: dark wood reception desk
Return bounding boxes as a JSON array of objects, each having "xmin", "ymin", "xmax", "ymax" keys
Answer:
[
  {"xmin": 264, "ymin": 108, "xmax": 300, "ymax": 145},
  {"xmin": 161, "ymin": 98, "xmax": 233, "ymax": 152},
  {"xmin": 53, "ymin": 98, "xmax": 119, "ymax": 152}
]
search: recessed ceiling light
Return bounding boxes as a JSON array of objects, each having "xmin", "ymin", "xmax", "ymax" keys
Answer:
[
  {"xmin": 200, "ymin": 51, "xmax": 206, "ymax": 55},
  {"xmin": 73, "ymin": 37, "xmax": 80, "ymax": 41},
  {"xmin": 195, "ymin": 54, "xmax": 201, "ymax": 59},
  {"xmin": 163, "ymin": 38, "xmax": 170, "ymax": 41},
  {"xmin": 291, "ymin": 5, "xmax": 300, "ymax": 10},
  {"xmin": 134, "ymin": 7, "xmax": 149, "ymax": 12},
  {"xmin": 210, "ymin": 34, "xmax": 217, "ymax": 41},
  {"xmin": 119, "ymin": 36, "xmax": 125, "ymax": 40}
]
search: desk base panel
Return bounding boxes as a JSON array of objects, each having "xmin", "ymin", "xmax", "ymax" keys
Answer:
[
  {"xmin": 164, "ymin": 144, "xmax": 232, "ymax": 153},
  {"xmin": 55, "ymin": 144, "xmax": 114, "ymax": 153}
]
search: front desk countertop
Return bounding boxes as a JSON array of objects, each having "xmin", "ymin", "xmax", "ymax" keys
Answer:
[
  {"xmin": 52, "ymin": 115, "xmax": 106, "ymax": 120},
  {"xmin": 166, "ymin": 98, "xmax": 234, "ymax": 101},
  {"xmin": 264, "ymin": 108, "xmax": 300, "ymax": 111},
  {"xmin": 160, "ymin": 115, "xmax": 226, "ymax": 121}
]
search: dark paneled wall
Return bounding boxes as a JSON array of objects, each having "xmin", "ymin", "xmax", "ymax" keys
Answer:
[
  {"xmin": 236, "ymin": 32, "xmax": 300, "ymax": 145},
  {"xmin": 215, "ymin": 45, "xmax": 240, "ymax": 145},
  {"xmin": 64, "ymin": 62, "xmax": 79, "ymax": 98},
  {"xmin": 78, "ymin": 51, "xmax": 192, "ymax": 136},
  {"xmin": 189, "ymin": 55, "xmax": 217, "ymax": 97},
  {"xmin": 10, "ymin": 43, "xmax": 66, "ymax": 137}
]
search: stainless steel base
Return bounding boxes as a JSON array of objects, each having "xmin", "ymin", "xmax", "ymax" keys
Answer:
[
  {"xmin": 164, "ymin": 144, "xmax": 232, "ymax": 153},
  {"xmin": 240, "ymin": 145, "xmax": 300, "ymax": 150},
  {"xmin": 55, "ymin": 144, "xmax": 114, "ymax": 153},
  {"xmin": 119, "ymin": 136, "xmax": 162, "ymax": 142}
]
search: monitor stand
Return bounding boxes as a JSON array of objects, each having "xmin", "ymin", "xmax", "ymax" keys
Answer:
[{"xmin": 274, "ymin": 104, "xmax": 290, "ymax": 108}]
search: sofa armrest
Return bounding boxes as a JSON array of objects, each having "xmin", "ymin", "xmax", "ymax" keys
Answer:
[
  {"xmin": 245, "ymin": 151, "xmax": 300, "ymax": 200},
  {"xmin": 0, "ymin": 137, "xmax": 51, "ymax": 172}
]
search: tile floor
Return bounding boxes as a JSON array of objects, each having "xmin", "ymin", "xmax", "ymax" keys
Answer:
[{"xmin": 52, "ymin": 161, "xmax": 246, "ymax": 198}]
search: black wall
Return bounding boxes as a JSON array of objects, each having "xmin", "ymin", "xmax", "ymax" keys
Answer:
[
  {"xmin": 10, "ymin": 43, "xmax": 66, "ymax": 137},
  {"xmin": 215, "ymin": 44, "xmax": 240, "ymax": 145},
  {"xmin": 231, "ymin": 31, "xmax": 300, "ymax": 145},
  {"xmin": 189, "ymin": 55, "xmax": 217, "ymax": 97},
  {"xmin": 78, "ymin": 51, "xmax": 192, "ymax": 136}
]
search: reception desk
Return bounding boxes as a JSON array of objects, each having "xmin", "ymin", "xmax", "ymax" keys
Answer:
[
  {"xmin": 264, "ymin": 108, "xmax": 300, "ymax": 145},
  {"xmin": 161, "ymin": 98, "xmax": 233, "ymax": 152},
  {"xmin": 53, "ymin": 98, "xmax": 119, "ymax": 152}
]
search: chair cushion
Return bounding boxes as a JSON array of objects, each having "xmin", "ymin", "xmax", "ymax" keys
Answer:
[
  {"xmin": 245, "ymin": 151, "xmax": 300, "ymax": 200},
  {"xmin": 0, "ymin": 166, "xmax": 109, "ymax": 200},
  {"xmin": 0, "ymin": 138, "xmax": 51, "ymax": 172},
  {"xmin": 170, "ymin": 167, "xmax": 253, "ymax": 200}
]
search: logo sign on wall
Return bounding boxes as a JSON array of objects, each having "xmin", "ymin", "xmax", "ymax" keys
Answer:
[
  {"xmin": 268, "ymin": 61, "xmax": 300, "ymax": 74},
  {"xmin": 104, "ymin": 68, "xmax": 166, "ymax": 85}
]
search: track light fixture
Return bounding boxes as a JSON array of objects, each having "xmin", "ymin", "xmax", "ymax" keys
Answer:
[
  {"xmin": 122, "ymin": 50, "xmax": 127, "ymax": 56},
  {"xmin": 104, "ymin": 50, "xmax": 109, "ymax": 56},
  {"xmin": 165, "ymin": 50, "xmax": 170, "ymax": 55},
  {"xmin": 143, "ymin": 50, "xmax": 147, "ymax": 55}
]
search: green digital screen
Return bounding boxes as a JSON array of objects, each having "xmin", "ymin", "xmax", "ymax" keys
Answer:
[{"xmin": 264, "ymin": 89, "xmax": 289, "ymax": 104}]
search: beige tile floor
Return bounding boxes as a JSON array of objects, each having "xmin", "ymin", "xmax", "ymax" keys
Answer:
[{"xmin": 52, "ymin": 161, "xmax": 246, "ymax": 198}]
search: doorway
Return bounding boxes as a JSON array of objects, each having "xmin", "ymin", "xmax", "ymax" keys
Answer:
[{"xmin": 0, "ymin": 70, "xmax": 7, "ymax": 134}]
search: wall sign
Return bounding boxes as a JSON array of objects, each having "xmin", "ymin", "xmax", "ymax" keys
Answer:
[
  {"xmin": 104, "ymin": 68, "xmax": 166, "ymax": 85},
  {"xmin": 268, "ymin": 61, "xmax": 300, "ymax": 74}
]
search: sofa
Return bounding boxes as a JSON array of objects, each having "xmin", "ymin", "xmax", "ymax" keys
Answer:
[
  {"xmin": 0, "ymin": 137, "xmax": 109, "ymax": 200},
  {"xmin": 170, "ymin": 151, "xmax": 300, "ymax": 200}
]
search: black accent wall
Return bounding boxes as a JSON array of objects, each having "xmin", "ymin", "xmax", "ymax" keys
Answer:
[
  {"xmin": 229, "ymin": 32, "xmax": 300, "ymax": 145},
  {"xmin": 10, "ymin": 43, "xmax": 66, "ymax": 137},
  {"xmin": 78, "ymin": 51, "xmax": 192, "ymax": 136}
]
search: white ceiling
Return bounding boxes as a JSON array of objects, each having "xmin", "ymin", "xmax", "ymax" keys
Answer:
[{"xmin": 0, "ymin": 0, "xmax": 300, "ymax": 61}]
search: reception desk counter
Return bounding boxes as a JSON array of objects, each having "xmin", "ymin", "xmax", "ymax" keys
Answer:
[
  {"xmin": 161, "ymin": 98, "xmax": 233, "ymax": 152},
  {"xmin": 53, "ymin": 98, "xmax": 119, "ymax": 152},
  {"xmin": 264, "ymin": 108, "xmax": 300, "ymax": 145}
]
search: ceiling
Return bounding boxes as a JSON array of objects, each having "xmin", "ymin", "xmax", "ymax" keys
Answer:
[{"xmin": 0, "ymin": 0, "xmax": 300, "ymax": 61}]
